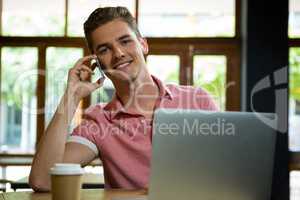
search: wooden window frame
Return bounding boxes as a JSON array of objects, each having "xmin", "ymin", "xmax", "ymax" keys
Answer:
[{"xmin": 0, "ymin": 1, "xmax": 243, "ymax": 158}]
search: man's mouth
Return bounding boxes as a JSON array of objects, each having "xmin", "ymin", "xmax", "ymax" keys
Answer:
[{"xmin": 114, "ymin": 60, "xmax": 133, "ymax": 70}]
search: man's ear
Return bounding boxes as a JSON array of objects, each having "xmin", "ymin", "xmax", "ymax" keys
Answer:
[{"xmin": 138, "ymin": 37, "xmax": 149, "ymax": 55}]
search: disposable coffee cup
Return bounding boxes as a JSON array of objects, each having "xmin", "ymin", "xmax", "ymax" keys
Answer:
[{"xmin": 49, "ymin": 163, "xmax": 84, "ymax": 200}]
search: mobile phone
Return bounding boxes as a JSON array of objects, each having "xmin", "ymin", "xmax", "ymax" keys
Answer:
[{"xmin": 94, "ymin": 58, "xmax": 105, "ymax": 79}]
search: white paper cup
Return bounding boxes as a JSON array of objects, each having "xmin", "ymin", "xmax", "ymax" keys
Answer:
[{"xmin": 50, "ymin": 163, "xmax": 84, "ymax": 200}]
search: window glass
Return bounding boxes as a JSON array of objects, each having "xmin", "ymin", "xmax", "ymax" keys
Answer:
[
  {"xmin": 146, "ymin": 55, "xmax": 180, "ymax": 84},
  {"xmin": 45, "ymin": 47, "xmax": 83, "ymax": 130},
  {"xmin": 289, "ymin": 0, "xmax": 300, "ymax": 38},
  {"xmin": 290, "ymin": 171, "xmax": 300, "ymax": 200},
  {"xmin": 2, "ymin": 0, "xmax": 65, "ymax": 36},
  {"xmin": 139, "ymin": 0, "xmax": 235, "ymax": 37},
  {"xmin": 289, "ymin": 48, "xmax": 300, "ymax": 151},
  {"xmin": 68, "ymin": 0, "xmax": 135, "ymax": 36},
  {"xmin": 0, "ymin": 47, "xmax": 38, "ymax": 153},
  {"xmin": 193, "ymin": 55, "xmax": 227, "ymax": 111}
]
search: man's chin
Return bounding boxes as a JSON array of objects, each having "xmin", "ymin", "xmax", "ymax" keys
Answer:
[{"xmin": 109, "ymin": 70, "xmax": 138, "ymax": 83}]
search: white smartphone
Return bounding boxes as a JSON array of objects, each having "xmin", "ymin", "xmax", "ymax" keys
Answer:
[{"xmin": 94, "ymin": 58, "xmax": 105, "ymax": 79}]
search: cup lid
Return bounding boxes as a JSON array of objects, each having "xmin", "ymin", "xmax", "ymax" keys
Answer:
[{"xmin": 49, "ymin": 163, "xmax": 84, "ymax": 175}]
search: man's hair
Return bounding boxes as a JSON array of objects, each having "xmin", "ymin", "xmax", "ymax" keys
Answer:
[{"xmin": 84, "ymin": 6, "xmax": 142, "ymax": 53}]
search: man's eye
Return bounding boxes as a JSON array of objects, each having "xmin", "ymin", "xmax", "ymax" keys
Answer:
[
  {"xmin": 98, "ymin": 48, "xmax": 108, "ymax": 54},
  {"xmin": 121, "ymin": 39, "xmax": 131, "ymax": 45}
]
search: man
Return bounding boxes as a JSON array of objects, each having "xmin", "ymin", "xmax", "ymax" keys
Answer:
[{"xmin": 29, "ymin": 7, "xmax": 218, "ymax": 191}]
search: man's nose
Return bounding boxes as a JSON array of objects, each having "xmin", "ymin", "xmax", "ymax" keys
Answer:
[{"xmin": 113, "ymin": 46, "xmax": 125, "ymax": 59}]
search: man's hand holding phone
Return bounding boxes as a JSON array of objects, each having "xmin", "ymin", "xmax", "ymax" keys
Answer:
[{"xmin": 66, "ymin": 55, "xmax": 105, "ymax": 103}]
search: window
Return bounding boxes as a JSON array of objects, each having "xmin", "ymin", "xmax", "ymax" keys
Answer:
[
  {"xmin": 68, "ymin": 0, "xmax": 135, "ymax": 37},
  {"xmin": 289, "ymin": 48, "xmax": 300, "ymax": 151},
  {"xmin": 3, "ymin": 0, "xmax": 65, "ymax": 36},
  {"xmin": 0, "ymin": 1, "xmax": 241, "ymax": 147},
  {"xmin": 289, "ymin": 1, "xmax": 300, "ymax": 197},
  {"xmin": 289, "ymin": 0, "xmax": 300, "ymax": 38},
  {"xmin": 45, "ymin": 47, "xmax": 84, "ymax": 130},
  {"xmin": 193, "ymin": 55, "xmax": 227, "ymax": 111},
  {"xmin": 146, "ymin": 55, "xmax": 180, "ymax": 84},
  {"xmin": 0, "ymin": 47, "xmax": 38, "ymax": 153},
  {"xmin": 0, "ymin": 0, "xmax": 240, "ymax": 184},
  {"xmin": 139, "ymin": 0, "xmax": 235, "ymax": 37},
  {"xmin": 290, "ymin": 171, "xmax": 300, "ymax": 200}
]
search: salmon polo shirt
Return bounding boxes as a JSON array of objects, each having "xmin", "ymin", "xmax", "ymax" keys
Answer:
[{"xmin": 67, "ymin": 75, "xmax": 218, "ymax": 189}]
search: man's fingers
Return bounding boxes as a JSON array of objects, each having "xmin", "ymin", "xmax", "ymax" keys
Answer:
[
  {"xmin": 74, "ymin": 55, "xmax": 96, "ymax": 68},
  {"xmin": 78, "ymin": 65, "xmax": 94, "ymax": 74},
  {"xmin": 69, "ymin": 65, "xmax": 94, "ymax": 82},
  {"xmin": 92, "ymin": 78, "xmax": 105, "ymax": 89},
  {"xmin": 81, "ymin": 78, "xmax": 104, "ymax": 92},
  {"xmin": 79, "ymin": 71, "xmax": 90, "ymax": 81}
]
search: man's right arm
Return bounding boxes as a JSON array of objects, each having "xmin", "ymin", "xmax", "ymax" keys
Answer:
[
  {"xmin": 29, "ymin": 92, "xmax": 81, "ymax": 192},
  {"xmin": 29, "ymin": 55, "xmax": 103, "ymax": 192}
]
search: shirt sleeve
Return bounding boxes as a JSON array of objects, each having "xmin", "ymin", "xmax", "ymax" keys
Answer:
[{"xmin": 67, "ymin": 117, "xmax": 100, "ymax": 156}]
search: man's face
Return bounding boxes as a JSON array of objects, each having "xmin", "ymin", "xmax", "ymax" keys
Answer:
[{"xmin": 91, "ymin": 19, "xmax": 148, "ymax": 82}]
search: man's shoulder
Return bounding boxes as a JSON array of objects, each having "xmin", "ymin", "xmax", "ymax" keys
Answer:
[
  {"xmin": 82, "ymin": 103, "xmax": 109, "ymax": 119},
  {"xmin": 165, "ymin": 83, "xmax": 219, "ymax": 110},
  {"xmin": 84, "ymin": 103, "xmax": 104, "ymax": 112}
]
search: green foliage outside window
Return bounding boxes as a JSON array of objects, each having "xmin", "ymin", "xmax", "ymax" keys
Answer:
[
  {"xmin": 1, "ymin": 48, "xmax": 37, "ymax": 108},
  {"xmin": 289, "ymin": 48, "xmax": 300, "ymax": 101}
]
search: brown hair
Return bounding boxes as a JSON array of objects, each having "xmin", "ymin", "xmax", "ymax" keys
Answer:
[{"xmin": 84, "ymin": 6, "xmax": 141, "ymax": 53}]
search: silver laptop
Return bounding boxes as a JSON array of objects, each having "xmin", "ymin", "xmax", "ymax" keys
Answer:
[
  {"xmin": 148, "ymin": 108, "xmax": 277, "ymax": 200},
  {"xmin": 114, "ymin": 109, "xmax": 277, "ymax": 200}
]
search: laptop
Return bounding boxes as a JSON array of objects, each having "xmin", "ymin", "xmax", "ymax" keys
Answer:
[{"xmin": 115, "ymin": 109, "xmax": 277, "ymax": 200}]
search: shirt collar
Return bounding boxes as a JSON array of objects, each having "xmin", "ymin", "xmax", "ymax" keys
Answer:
[
  {"xmin": 103, "ymin": 75, "xmax": 173, "ymax": 119},
  {"xmin": 152, "ymin": 75, "xmax": 173, "ymax": 100}
]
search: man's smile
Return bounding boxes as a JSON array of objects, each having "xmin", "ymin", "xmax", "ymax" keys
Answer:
[{"xmin": 113, "ymin": 60, "xmax": 133, "ymax": 70}]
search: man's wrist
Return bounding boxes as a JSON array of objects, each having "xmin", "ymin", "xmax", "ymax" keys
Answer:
[
  {"xmin": 65, "ymin": 86, "xmax": 81, "ymax": 105},
  {"xmin": 54, "ymin": 92, "xmax": 80, "ymax": 124}
]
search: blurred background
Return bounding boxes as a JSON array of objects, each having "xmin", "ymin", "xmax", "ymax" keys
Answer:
[{"xmin": 0, "ymin": 0, "xmax": 298, "ymax": 199}]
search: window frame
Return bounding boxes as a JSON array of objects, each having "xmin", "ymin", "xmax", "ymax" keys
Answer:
[{"xmin": 0, "ymin": 0, "xmax": 244, "ymax": 161}]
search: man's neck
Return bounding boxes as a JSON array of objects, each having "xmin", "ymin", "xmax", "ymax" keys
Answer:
[{"xmin": 114, "ymin": 70, "xmax": 160, "ymax": 113}]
